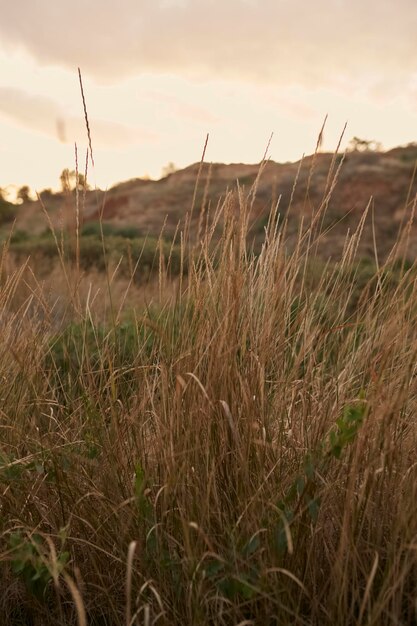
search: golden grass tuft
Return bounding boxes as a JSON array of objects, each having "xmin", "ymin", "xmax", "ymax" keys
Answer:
[{"xmin": 0, "ymin": 152, "xmax": 417, "ymax": 625}]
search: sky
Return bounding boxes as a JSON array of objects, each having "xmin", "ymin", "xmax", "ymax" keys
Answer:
[{"xmin": 0, "ymin": 0, "xmax": 416, "ymax": 195}]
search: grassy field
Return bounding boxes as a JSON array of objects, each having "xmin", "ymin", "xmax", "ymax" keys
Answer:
[{"xmin": 1, "ymin": 157, "xmax": 417, "ymax": 625}]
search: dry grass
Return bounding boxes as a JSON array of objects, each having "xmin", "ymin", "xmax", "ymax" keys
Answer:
[{"xmin": 1, "ymin": 157, "xmax": 417, "ymax": 626}]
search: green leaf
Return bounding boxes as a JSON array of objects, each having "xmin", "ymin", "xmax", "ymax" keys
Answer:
[
  {"xmin": 242, "ymin": 533, "xmax": 261, "ymax": 558},
  {"xmin": 306, "ymin": 497, "xmax": 321, "ymax": 523},
  {"xmin": 295, "ymin": 476, "xmax": 305, "ymax": 496},
  {"xmin": 218, "ymin": 575, "xmax": 255, "ymax": 600},
  {"xmin": 134, "ymin": 462, "xmax": 146, "ymax": 498},
  {"xmin": 205, "ymin": 559, "xmax": 225, "ymax": 579}
]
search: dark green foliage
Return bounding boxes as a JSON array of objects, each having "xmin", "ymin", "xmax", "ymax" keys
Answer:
[
  {"xmin": 8, "ymin": 532, "xmax": 69, "ymax": 601},
  {"xmin": 81, "ymin": 222, "xmax": 116, "ymax": 238},
  {"xmin": 329, "ymin": 398, "xmax": 367, "ymax": 459},
  {"xmin": 46, "ymin": 320, "xmax": 138, "ymax": 383},
  {"xmin": 9, "ymin": 230, "xmax": 183, "ymax": 278},
  {"xmin": 398, "ymin": 144, "xmax": 417, "ymax": 163},
  {"xmin": 0, "ymin": 195, "xmax": 16, "ymax": 224},
  {"xmin": 81, "ymin": 222, "xmax": 142, "ymax": 239},
  {"xmin": 116, "ymin": 225, "xmax": 142, "ymax": 239},
  {"xmin": 275, "ymin": 397, "xmax": 367, "ymax": 555},
  {"xmin": 43, "ymin": 317, "xmax": 170, "ymax": 407},
  {"xmin": 10, "ymin": 229, "xmax": 30, "ymax": 244}
]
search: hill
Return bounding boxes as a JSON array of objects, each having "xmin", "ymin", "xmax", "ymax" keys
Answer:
[{"xmin": 5, "ymin": 143, "xmax": 417, "ymax": 260}]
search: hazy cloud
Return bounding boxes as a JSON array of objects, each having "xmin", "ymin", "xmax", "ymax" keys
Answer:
[
  {"xmin": 0, "ymin": 87, "xmax": 156, "ymax": 146},
  {"xmin": 142, "ymin": 90, "xmax": 219, "ymax": 123},
  {"xmin": 0, "ymin": 0, "xmax": 416, "ymax": 98}
]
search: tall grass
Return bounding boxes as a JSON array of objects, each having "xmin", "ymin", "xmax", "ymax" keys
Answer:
[{"xmin": 1, "ymin": 159, "xmax": 417, "ymax": 626}]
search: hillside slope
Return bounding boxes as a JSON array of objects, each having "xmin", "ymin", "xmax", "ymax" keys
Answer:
[{"xmin": 9, "ymin": 144, "xmax": 417, "ymax": 259}]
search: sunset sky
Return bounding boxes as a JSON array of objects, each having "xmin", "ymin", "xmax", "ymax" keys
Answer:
[{"xmin": 0, "ymin": 0, "xmax": 416, "ymax": 194}]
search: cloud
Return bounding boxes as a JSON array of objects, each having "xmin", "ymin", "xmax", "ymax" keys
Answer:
[
  {"xmin": 0, "ymin": 0, "xmax": 416, "ymax": 99},
  {"xmin": 142, "ymin": 90, "xmax": 219, "ymax": 123},
  {"xmin": 0, "ymin": 87, "xmax": 156, "ymax": 146}
]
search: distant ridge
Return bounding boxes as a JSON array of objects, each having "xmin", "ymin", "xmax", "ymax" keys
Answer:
[{"xmin": 9, "ymin": 144, "xmax": 417, "ymax": 259}]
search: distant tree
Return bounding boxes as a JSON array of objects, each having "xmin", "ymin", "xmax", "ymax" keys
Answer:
[
  {"xmin": 60, "ymin": 168, "xmax": 72, "ymax": 193},
  {"xmin": 77, "ymin": 173, "xmax": 88, "ymax": 190},
  {"xmin": 348, "ymin": 137, "xmax": 382, "ymax": 152},
  {"xmin": 39, "ymin": 188, "xmax": 54, "ymax": 199},
  {"xmin": 161, "ymin": 162, "xmax": 177, "ymax": 178},
  {"xmin": 60, "ymin": 169, "xmax": 89, "ymax": 192},
  {"xmin": 17, "ymin": 185, "xmax": 32, "ymax": 203}
]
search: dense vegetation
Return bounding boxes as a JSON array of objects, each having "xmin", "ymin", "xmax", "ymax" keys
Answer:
[
  {"xmin": 9, "ymin": 223, "xmax": 183, "ymax": 282},
  {"xmin": 0, "ymin": 194, "xmax": 16, "ymax": 225},
  {"xmin": 1, "ymin": 159, "xmax": 417, "ymax": 626}
]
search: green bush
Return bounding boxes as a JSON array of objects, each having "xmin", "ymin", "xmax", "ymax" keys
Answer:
[
  {"xmin": 11, "ymin": 236, "xmax": 61, "ymax": 259},
  {"xmin": 81, "ymin": 222, "xmax": 142, "ymax": 239},
  {"xmin": 0, "ymin": 197, "xmax": 16, "ymax": 225},
  {"xmin": 10, "ymin": 231, "xmax": 184, "ymax": 279},
  {"xmin": 115, "ymin": 225, "xmax": 142, "ymax": 239},
  {"xmin": 81, "ymin": 222, "xmax": 116, "ymax": 238},
  {"xmin": 9, "ymin": 230, "xmax": 30, "ymax": 244}
]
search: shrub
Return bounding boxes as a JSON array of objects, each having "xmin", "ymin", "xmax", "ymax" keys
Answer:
[
  {"xmin": 81, "ymin": 222, "xmax": 116, "ymax": 238},
  {"xmin": 9, "ymin": 231, "xmax": 183, "ymax": 279},
  {"xmin": 81, "ymin": 222, "xmax": 142, "ymax": 239},
  {"xmin": 0, "ymin": 196, "xmax": 16, "ymax": 224},
  {"xmin": 9, "ymin": 230, "xmax": 30, "ymax": 244},
  {"xmin": 115, "ymin": 225, "xmax": 142, "ymax": 239}
]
